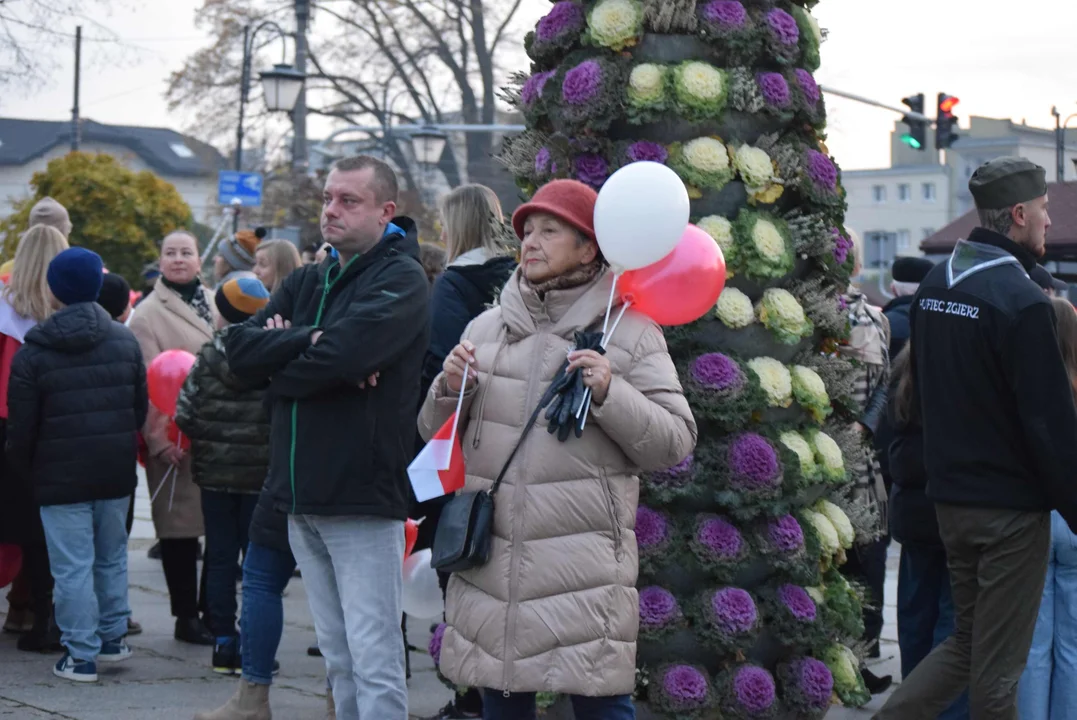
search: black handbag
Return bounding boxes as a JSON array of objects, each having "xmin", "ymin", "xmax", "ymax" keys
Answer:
[{"xmin": 430, "ymin": 393, "xmax": 547, "ymax": 573}]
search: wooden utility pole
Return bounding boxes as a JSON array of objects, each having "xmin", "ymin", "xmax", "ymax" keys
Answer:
[{"xmin": 71, "ymin": 25, "xmax": 82, "ymax": 151}]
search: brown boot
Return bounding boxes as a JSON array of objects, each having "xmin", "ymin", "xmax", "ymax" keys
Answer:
[
  {"xmin": 326, "ymin": 691, "xmax": 335, "ymax": 719},
  {"xmin": 193, "ymin": 679, "xmax": 271, "ymax": 720}
]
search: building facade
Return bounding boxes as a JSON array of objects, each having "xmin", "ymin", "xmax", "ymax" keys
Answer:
[
  {"xmin": 0, "ymin": 118, "xmax": 226, "ymax": 224},
  {"xmin": 841, "ymin": 115, "xmax": 1077, "ymax": 270}
]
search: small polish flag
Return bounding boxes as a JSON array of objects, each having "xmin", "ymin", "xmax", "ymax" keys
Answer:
[{"xmin": 408, "ymin": 374, "xmax": 468, "ymax": 502}]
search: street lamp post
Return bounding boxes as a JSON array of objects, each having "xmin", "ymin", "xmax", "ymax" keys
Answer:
[{"xmin": 234, "ymin": 21, "xmax": 306, "ymax": 230}]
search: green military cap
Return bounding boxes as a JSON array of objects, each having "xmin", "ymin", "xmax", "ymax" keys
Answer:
[{"xmin": 968, "ymin": 156, "xmax": 1048, "ymax": 209}]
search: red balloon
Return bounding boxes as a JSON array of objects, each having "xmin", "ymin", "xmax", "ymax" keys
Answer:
[
  {"xmin": 147, "ymin": 350, "xmax": 196, "ymax": 417},
  {"xmin": 167, "ymin": 421, "xmax": 191, "ymax": 451},
  {"xmin": 618, "ymin": 224, "xmax": 727, "ymax": 326},
  {"xmin": 404, "ymin": 518, "xmax": 420, "ymax": 560},
  {"xmin": 0, "ymin": 544, "xmax": 23, "ymax": 589}
]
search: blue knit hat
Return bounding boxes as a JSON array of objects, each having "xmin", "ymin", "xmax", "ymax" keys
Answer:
[
  {"xmin": 47, "ymin": 248, "xmax": 104, "ymax": 306},
  {"xmin": 215, "ymin": 276, "xmax": 271, "ymax": 324}
]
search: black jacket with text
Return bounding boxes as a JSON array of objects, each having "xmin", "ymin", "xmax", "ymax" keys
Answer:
[
  {"xmin": 7, "ymin": 303, "xmax": 148, "ymax": 506},
  {"xmin": 911, "ymin": 227, "xmax": 1077, "ymax": 529},
  {"xmin": 225, "ymin": 223, "xmax": 430, "ymax": 520}
]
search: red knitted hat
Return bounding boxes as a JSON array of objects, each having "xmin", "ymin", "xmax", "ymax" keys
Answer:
[{"xmin": 512, "ymin": 179, "xmax": 598, "ymax": 242}]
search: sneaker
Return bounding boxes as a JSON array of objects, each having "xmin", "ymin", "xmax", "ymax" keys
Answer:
[
  {"xmin": 98, "ymin": 638, "xmax": 133, "ymax": 664},
  {"xmin": 175, "ymin": 617, "xmax": 215, "ymax": 646},
  {"xmin": 53, "ymin": 653, "xmax": 98, "ymax": 683},
  {"xmin": 212, "ymin": 637, "xmax": 241, "ymax": 675}
]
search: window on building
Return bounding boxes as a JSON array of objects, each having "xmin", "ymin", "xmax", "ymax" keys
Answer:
[
  {"xmin": 864, "ymin": 231, "xmax": 896, "ymax": 268},
  {"xmin": 922, "ymin": 228, "xmax": 936, "ymax": 240},
  {"xmin": 170, "ymin": 143, "xmax": 195, "ymax": 159},
  {"xmin": 873, "ymin": 185, "xmax": 886, "ymax": 203},
  {"xmin": 896, "ymin": 230, "xmax": 911, "ymax": 252},
  {"xmin": 922, "ymin": 182, "xmax": 937, "ymax": 202},
  {"xmin": 898, "ymin": 183, "xmax": 911, "ymax": 202}
]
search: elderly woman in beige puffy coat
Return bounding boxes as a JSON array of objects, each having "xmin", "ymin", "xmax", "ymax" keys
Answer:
[{"xmin": 419, "ymin": 179, "xmax": 696, "ymax": 720}]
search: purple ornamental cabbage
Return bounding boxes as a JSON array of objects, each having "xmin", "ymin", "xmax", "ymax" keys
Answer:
[
  {"xmin": 712, "ymin": 588, "xmax": 758, "ymax": 634},
  {"xmin": 789, "ymin": 657, "xmax": 834, "ymax": 710},
  {"xmin": 768, "ymin": 514, "xmax": 805, "ymax": 553},
  {"xmin": 766, "ymin": 8, "xmax": 800, "ymax": 45},
  {"xmin": 626, "ymin": 140, "xmax": 669, "ymax": 165},
  {"xmin": 729, "ymin": 433, "xmax": 781, "ymax": 488},
  {"xmin": 806, "ymin": 150, "xmax": 838, "ymax": 191},
  {"xmin": 690, "ymin": 352, "xmax": 745, "ymax": 393},
  {"xmin": 663, "ymin": 665, "xmax": 709, "ymax": 705},
  {"xmin": 831, "ymin": 228, "xmax": 853, "ymax": 265},
  {"xmin": 429, "ymin": 623, "xmax": 446, "ymax": 666},
  {"xmin": 535, "ymin": 148, "xmax": 552, "ymax": 175},
  {"xmin": 562, "ymin": 60, "xmax": 603, "ymax": 105},
  {"xmin": 698, "ymin": 516, "xmax": 744, "ymax": 557},
  {"xmin": 758, "ymin": 72, "xmax": 791, "ymax": 108},
  {"xmin": 794, "ymin": 69, "xmax": 820, "ymax": 106},
  {"xmin": 653, "ymin": 454, "xmax": 693, "ymax": 487},
  {"xmin": 838, "ymin": 295, "xmax": 848, "ymax": 311},
  {"xmin": 575, "ymin": 154, "xmax": 609, "ymax": 188},
  {"xmin": 637, "ymin": 506, "xmax": 669, "ymax": 548},
  {"xmin": 536, "ymin": 1, "xmax": 585, "ymax": 42},
  {"xmin": 700, "ymin": 0, "xmax": 747, "ymax": 27},
  {"xmin": 521, "ymin": 70, "xmax": 555, "ymax": 106},
  {"xmin": 639, "ymin": 587, "xmax": 680, "ymax": 629},
  {"xmin": 778, "ymin": 584, "xmax": 817, "ymax": 621},
  {"xmin": 733, "ymin": 666, "xmax": 777, "ymax": 714}
]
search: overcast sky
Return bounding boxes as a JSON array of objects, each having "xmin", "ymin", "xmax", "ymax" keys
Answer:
[{"xmin": 2, "ymin": 0, "xmax": 1076, "ymax": 171}]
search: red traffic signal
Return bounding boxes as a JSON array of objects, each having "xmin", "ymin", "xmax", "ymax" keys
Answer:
[
  {"xmin": 940, "ymin": 95, "xmax": 960, "ymax": 114},
  {"xmin": 936, "ymin": 93, "xmax": 960, "ymax": 150}
]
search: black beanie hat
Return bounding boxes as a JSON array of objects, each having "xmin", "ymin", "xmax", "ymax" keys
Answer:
[{"xmin": 97, "ymin": 273, "xmax": 131, "ymax": 320}]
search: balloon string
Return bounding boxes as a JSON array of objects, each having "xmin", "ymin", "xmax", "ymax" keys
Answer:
[{"xmin": 601, "ymin": 274, "xmax": 619, "ymax": 336}]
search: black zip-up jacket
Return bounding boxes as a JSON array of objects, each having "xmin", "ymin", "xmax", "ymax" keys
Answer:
[
  {"xmin": 882, "ymin": 295, "xmax": 913, "ymax": 360},
  {"xmin": 174, "ymin": 327, "xmax": 270, "ymax": 494},
  {"xmin": 225, "ymin": 224, "xmax": 430, "ymax": 520},
  {"xmin": 7, "ymin": 303, "xmax": 148, "ymax": 506},
  {"xmin": 911, "ymin": 227, "xmax": 1077, "ymax": 529}
]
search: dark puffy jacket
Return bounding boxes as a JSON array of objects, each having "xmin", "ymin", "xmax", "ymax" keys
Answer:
[
  {"xmin": 226, "ymin": 223, "xmax": 430, "ymax": 519},
  {"xmin": 174, "ymin": 327, "xmax": 270, "ymax": 494},
  {"xmin": 420, "ymin": 255, "xmax": 517, "ymax": 397},
  {"xmin": 7, "ymin": 303, "xmax": 148, "ymax": 506}
]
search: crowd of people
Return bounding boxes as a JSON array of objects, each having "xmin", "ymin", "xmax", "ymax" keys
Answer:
[{"xmin": 3, "ymin": 152, "xmax": 1077, "ymax": 720}]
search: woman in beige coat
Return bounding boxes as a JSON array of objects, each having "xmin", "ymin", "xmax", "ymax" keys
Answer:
[
  {"xmin": 419, "ymin": 179, "xmax": 696, "ymax": 719},
  {"xmin": 129, "ymin": 230, "xmax": 217, "ymax": 646}
]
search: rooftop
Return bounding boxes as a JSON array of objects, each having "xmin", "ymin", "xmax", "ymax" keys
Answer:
[{"xmin": 0, "ymin": 117, "xmax": 226, "ymax": 177}]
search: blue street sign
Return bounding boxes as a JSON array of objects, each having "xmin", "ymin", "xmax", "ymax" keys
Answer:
[{"xmin": 218, "ymin": 171, "xmax": 264, "ymax": 207}]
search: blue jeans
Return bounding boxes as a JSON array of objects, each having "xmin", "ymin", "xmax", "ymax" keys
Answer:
[
  {"xmin": 896, "ymin": 543, "xmax": 969, "ymax": 719},
  {"xmin": 40, "ymin": 497, "xmax": 131, "ymax": 662},
  {"xmin": 289, "ymin": 514, "xmax": 406, "ymax": 720},
  {"xmin": 240, "ymin": 541, "xmax": 296, "ymax": 685},
  {"xmin": 201, "ymin": 489, "xmax": 257, "ymax": 636},
  {"xmin": 482, "ymin": 691, "xmax": 635, "ymax": 720},
  {"xmin": 1019, "ymin": 512, "xmax": 1077, "ymax": 720}
]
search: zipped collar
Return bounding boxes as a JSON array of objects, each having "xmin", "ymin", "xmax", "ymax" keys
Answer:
[
  {"xmin": 315, "ymin": 222, "xmax": 410, "ymax": 286},
  {"xmin": 946, "ymin": 227, "xmax": 1036, "ymax": 289}
]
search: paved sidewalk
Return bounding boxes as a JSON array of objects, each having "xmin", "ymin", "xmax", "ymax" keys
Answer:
[{"xmin": 0, "ymin": 478, "xmax": 899, "ymax": 718}]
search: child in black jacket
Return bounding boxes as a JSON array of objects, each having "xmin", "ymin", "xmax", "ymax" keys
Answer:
[{"xmin": 8, "ymin": 248, "xmax": 148, "ymax": 682}]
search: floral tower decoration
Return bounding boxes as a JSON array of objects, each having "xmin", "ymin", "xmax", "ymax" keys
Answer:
[{"xmin": 475, "ymin": 0, "xmax": 881, "ymax": 716}]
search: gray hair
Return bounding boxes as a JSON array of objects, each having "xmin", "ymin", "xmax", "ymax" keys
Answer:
[
  {"xmin": 891, "ymin": 280, "xmax": 919, "ymax": 297},
  {"xmin": 977, "ymin": 206, "xmax": 1014, "ymax": 237}
]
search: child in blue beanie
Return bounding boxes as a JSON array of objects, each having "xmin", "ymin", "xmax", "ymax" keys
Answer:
[{"xmin": 7, "ymin": 247, "xmax": 149, "ymax": 682}]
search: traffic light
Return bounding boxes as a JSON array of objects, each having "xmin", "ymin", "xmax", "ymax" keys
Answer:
[
  {"xmin": 936, "ymin": 93, "xmax": 960, "ymax": 149},
  {"xmin": 900, "ymin": 94, "xmax": 927, "ymax": 151}
]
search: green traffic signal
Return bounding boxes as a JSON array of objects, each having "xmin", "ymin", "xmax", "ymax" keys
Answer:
[{"xmin": 901, "ymin": 134, "xmax": 922, "ymax": 149}]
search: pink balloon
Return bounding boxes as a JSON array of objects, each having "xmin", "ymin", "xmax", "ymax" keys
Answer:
[{"xmin": 618, "ymin": 224, "xmax": 727, "ymax": 326}]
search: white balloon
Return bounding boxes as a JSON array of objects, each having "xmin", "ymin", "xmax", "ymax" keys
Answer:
[
  {"xmin": 401, "ymin": 548, "xmax": 444, "ymax": 619},
  {"xmin": 593, "ymin": 161, "xmax": 690, "ymax": 272}
]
